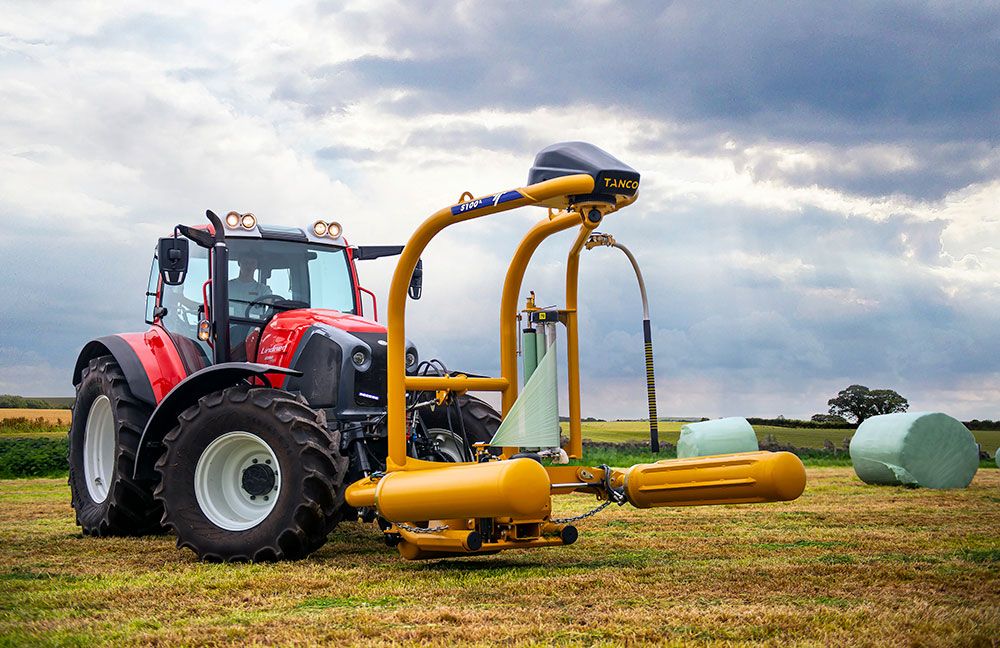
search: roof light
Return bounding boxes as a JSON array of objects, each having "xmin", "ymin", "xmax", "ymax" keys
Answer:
[
  {"xmin": 240, "ymin": 213, "xmax": 257, "ymax": 230},
  {"xmin": 225, "ymin": 212, "xmax": 240, "ymax": 229},
  {"xmin": 327, "ymin": 221, "xmax": 342, "ymax": 238},
  {"xmin": 313, "ymin": 220, "xmax": 328, "ymax": 237}
]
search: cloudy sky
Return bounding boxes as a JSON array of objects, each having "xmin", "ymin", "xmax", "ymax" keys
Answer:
[{"xmin": 1, "ymin": 1, "xmax": 998, "ymax": 420}]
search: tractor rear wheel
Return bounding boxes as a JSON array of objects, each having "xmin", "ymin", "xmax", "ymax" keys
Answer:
[
  {"xmin": 154, "ymin": 386, "xmax": 347, "ymax": 561},
  {"xmin": 68, "ymin": 355, "xmax": 162, "ymax": 535}
]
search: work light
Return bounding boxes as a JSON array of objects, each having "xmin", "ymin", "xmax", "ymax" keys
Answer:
[
  {"xmin": 225, "ymin": 211, "xmax": 240, "ymax": 228},
  {"xmin": 327, "ymin": 221, "xmax": 342, "ymax": 238},
  {"xmin": 313, "ymin": 221, "xmax": 328, "ymax": 237},
  {"xmin": 241, "ymin": 213, "xmax": 256, "ymax": 229}
]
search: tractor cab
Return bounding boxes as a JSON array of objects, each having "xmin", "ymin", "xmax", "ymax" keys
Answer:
[{"xmin": 145, "ymin": 214, "xmax": 409, "ymax": 370}]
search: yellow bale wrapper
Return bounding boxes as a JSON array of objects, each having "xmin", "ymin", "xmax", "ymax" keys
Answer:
[{"xmin": 345, "ymin": 142, "xmax": 807, "ymax": 559}]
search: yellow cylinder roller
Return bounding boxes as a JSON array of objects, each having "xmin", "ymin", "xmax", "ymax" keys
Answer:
[
  {"xmin": 621, "ymin": 451, "xmax": 806, "ymax": 509},
  {"xmin": 346, "ymin": 457, "xmax": 552, "ymax": 523}
]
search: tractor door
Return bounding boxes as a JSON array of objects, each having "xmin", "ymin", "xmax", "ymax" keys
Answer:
[{"xmin": 155, "ymin": 247, "xmax": 213, "ymax": 374}]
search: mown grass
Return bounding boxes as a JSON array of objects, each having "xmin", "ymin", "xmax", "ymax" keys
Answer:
[{"xmin": 1, "ymin": 469, "xmax": 998, "ymax": 645}]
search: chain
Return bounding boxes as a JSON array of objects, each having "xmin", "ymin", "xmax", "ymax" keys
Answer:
[
  {"xmin": 550, "ymin": 464, "xmax": 626, "ymax": 524},
  {"xmin": 550, "ymin": 499, "xmax": 613, "ymax": 524},
  {"xmin": 395, "ymin": 522, "xmax": 450, "ymax": 534}
]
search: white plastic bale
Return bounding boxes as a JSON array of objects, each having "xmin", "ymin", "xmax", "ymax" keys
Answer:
[
  {"xmin": 676, "ymin": 417, "xmax": 759, "ymax": 458},
  {"xmin": 849, "ymin": 412, "xmax": 978, "ymax": 489},
  {"xmin": 489, "ymin": 333, "xmax": 561, "ymax": 448}
]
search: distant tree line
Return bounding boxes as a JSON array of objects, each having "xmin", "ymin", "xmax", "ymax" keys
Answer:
[{"xmin": 0, "ymin": 395, "xmax": 63, "ymax": 409}]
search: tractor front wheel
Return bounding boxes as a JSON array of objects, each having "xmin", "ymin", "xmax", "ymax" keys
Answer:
[{"xmin": 154, "ymin": 386, "xmax": 347, "ymax": 561}]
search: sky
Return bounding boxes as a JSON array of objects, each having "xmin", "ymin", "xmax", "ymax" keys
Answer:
[{"xmin": 0, "ymin": 1, "xmax": 998, "ymax": 420}]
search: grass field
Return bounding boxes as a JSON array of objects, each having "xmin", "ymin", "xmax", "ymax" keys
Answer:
[
  {"xmin": 1, "ymin": 469, "xmax": 997, "ymax": 645},
  {"xmin": 3, "ymin": 411, "xmax": 1000, "ymax": 456},
  {"xmin": 569, "ymin": 420, "xmax": 1000, "ymax": 455}
]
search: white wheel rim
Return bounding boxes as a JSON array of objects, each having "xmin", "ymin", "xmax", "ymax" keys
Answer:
[
  {"xmin": 83, "ymin": 395, "xmax": 115, "ymax": 503},
  {"xmin": 427, "ymin": 428, "xmax": 467, "ymax": 462},
  {"xmin": 194, "ymin": 431, "xmax": 281, "ymax": 531}
]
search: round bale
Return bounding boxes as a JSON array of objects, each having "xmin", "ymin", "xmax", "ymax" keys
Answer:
[
  {"xmin": 677, "ymin": 416, "xmax": 759, "ymax": 458},
  {"xmin": 849, "ymin": 412, "xmax": 978, "ymax": 489}
]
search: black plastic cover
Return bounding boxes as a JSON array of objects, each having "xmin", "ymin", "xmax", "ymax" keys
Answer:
[
  {"xmin": 354, "ymin": 245, "xmax": 404, "ymax": 261},
  {"xmin": 527, "ymin": 142, "xmax": 640, "ymax": 203},
  {"xmin": 157, "ymin": 237, "xmax": 189, "ymax": 285},
  {"xmin": 285, "ymin": 333, "xmax": 343, "ymax": 409}
]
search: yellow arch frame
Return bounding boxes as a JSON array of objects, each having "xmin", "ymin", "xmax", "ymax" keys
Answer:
[{"xmin": 383, "ymin": 173, "xmax": 636, "ymax": 470}]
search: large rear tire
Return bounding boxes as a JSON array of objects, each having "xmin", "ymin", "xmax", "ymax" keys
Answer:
[
  {"xmin": 154, "ymin": 386, "xmax": 347, "ymax": 562},
  {"xmin": 68, "ymin": 355, "xmax": 161, "ymax": 536}
]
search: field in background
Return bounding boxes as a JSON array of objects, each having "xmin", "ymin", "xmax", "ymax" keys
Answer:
[
  {"xmin": 2, "ymin": 411, "xmax": 999, "ymax": 454},
  {"xmin": 1, "ymin": 468, "xmax": 997, "ymax": 645},
  {"xmin": 568, "ymin": 420, "xmax": 1000, "ymax": 454},
  {"xmin": 0, "ymin": 409, "xmax": 71, "ymax": 427}
]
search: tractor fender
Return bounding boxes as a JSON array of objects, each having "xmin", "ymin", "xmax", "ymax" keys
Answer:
[
  {"xmin": 133, "ymin": 362, "xmax": 301, "ymax": 481},
  {"xmin": 73, "ymin": 336, "xmax": 156, "ymax": 406}
]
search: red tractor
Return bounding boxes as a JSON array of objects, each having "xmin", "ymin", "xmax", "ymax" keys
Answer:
[{"xmin": 69, "ymin": 207, "xmax": 497, "ymax": 561}]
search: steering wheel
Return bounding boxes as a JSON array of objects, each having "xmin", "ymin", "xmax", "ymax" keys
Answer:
[
  {"xmin": 243, "ymin": 294, "xmax": 286, "ymax": 319},
  {"xmin": 243, "ymin": 294, "xmax": 308, "ymax": 319}
]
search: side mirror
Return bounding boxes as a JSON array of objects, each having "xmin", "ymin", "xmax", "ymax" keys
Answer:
[
  {"xmin": 158, "ymin": 237, "xmax": 189, "ymax": 286},
  {"xmin": 408, "ymin": 259, "xmax": 423, "ymax": 300}
]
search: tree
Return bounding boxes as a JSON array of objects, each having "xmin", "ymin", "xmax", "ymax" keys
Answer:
[
  {"xmin": 811, "ymin": 413, "xmax": 848, "ymax": 424},
  {"xmin": 827, "ymin": 384, "xmax": 908, "ymax": 424}
]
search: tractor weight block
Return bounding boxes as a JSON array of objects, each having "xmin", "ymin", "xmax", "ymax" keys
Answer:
[
  {"xmin": 346, "ymin": 457, "xmax": 552, "ymax": 523},
  {"xmin": 622, "ymin": 451, "xmax": 806, "ymax": 509}
]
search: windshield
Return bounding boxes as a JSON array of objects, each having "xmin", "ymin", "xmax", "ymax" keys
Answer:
[{"xmin": 226, "ymin": 238, "xmax": 356, "ymax": 322}]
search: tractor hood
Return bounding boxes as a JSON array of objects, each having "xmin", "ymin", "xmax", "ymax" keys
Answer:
[{"xmin": 254, "ymin": 309, "xmax": 416, "ymax": 416}]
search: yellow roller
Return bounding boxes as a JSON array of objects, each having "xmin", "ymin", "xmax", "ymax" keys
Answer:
[
  {"xmin": 621, "ymin": 451, "xmax": 806, "ymax": 508},
  {"xmin": 345, "ymin": 457, "xmax": 552, "ymax": 522}
]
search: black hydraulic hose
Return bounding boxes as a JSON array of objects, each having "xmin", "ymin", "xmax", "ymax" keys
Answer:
[
  {"xmin": 611, "ymin": 242, "xmax": 659, "ymax": 454},
  {"xmin": 642, "ymin": 318, "xmax": 658, "ymax": 453}
]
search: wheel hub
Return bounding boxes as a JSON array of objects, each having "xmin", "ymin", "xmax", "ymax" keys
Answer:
[
  {"xmin": 193, "ymin": 431, "xmax": 281, "ymax": 531},
  {"xmin": 83, "ymin": 394, "xmax": 116, "ymax": 504},
  {"xmin": 241, "ymin": 463, "xmax": 276, "ymax": 497}
]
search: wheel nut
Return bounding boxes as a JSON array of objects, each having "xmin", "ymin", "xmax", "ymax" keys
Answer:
[
  {"xmin": 250, "ymin": 495, "xmax": 256, "ymax": 500},
  {"xmin": 252, "ymin": 458, "xmax": 258, "ymax": 464},
  {"xmin": 263, "ymin": 496, "xmax": 269, "ymax": 501}
]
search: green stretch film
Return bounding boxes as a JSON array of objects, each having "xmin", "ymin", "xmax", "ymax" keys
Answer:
[
  {"xmin": 677, "ymin": 417, "xmax": 759, "ymax": 458},
  {"xmin": 536, "ymin": 326, "xmax": 547, "ymax": 366},
  {"xmin": 522, "ymin": 328, "xmax": 538, "ymax": 383},
  {"xmin": 491, "ymin": 329, "xmax": 560, "ymax": 449},
  {"xmin": 849, "ymin": 412, "xmax": 978, "ymax": 489}
]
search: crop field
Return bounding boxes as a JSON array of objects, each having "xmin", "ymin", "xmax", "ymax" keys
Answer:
[
  {"xmin": 0, "ymin": 409, "xmax": 71, "ymax": 428},
  {"xmin": 1, "ymin": 468, "xmax": 998, "ymax": 646}
]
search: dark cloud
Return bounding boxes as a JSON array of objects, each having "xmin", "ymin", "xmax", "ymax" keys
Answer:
[{"xmin": 293, "ymin": 1, "xmax": 1000, "ymax": 144}]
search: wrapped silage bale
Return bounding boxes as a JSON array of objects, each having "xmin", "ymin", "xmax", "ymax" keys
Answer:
[
  {"xmin": 677, "ymin": 417, "xmax": 759, "ymax": 458},
  {"xmin": 849, "ymin": 412, "xmax": 978, "ymax": 489}
]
